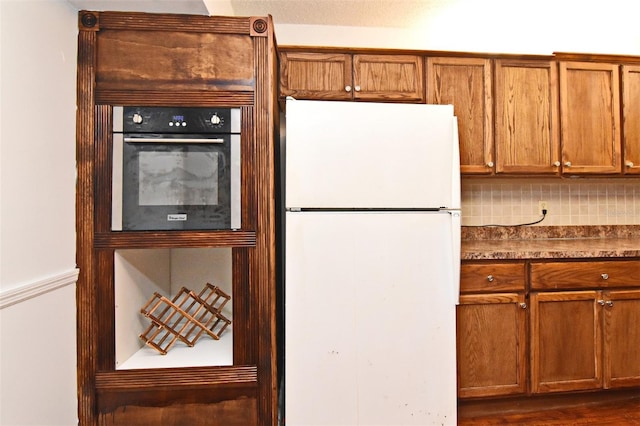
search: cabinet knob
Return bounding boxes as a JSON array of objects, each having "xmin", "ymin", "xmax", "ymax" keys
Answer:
[
  {"xmin": 606, "ymin": 300, "xmax": 614, "ymax": 307},
  {"xmin": 487, "ymin": 274, "xmax": 494, "ymax": 282},
  {"xmin": 354, "ymin": 85, "xmax": 361, "ymax": 92},
  {"xmin": 564, "ymin": 161, "xmax": 572, "ymax": 167},
  {"xmin": 519, "ymin": 302, "xmax": 527, "ymax": 309},
  {"xmin": 626, "ymin": 161, "xmax": 635, "ymax": 168},
  {"xmin": 601, "ymin": 273, "xmax": 609, "ymax": 280},
  {"xmin": 345, "ymin": 85, "xmax": 352, "ymax": 92},
  {"xmin": 553, "ymin": 161, "xmax": 561, "ymax": 167},
  {"xmin": 486, "ymin": 161, "xmax": 494, "ymax": 168},
  {"xmin": 598, "ymin": 299, "xmax": 606, "ymax": 306}
]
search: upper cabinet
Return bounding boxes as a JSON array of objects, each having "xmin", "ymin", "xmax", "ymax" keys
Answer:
[
  {"xmin": 279, "ymin": 47, "xmax": 640, "ymax": 178},
  {"xmin": 427, "ymin": 57, "xmax": 493, "ymax": 174},
  {"xmin": 279, "ymin": 49, "xmax": 425, "ymax": 102},
  {"xmin": 559, "ymin": 61, "xmax": 622, "ymax": 174},
  {"xmin": 622, "ymin": 65, "xmax": 640, "ymax": 174},
  {"xmin": 494, "ymin": 59, "xmax": 561, "ymax": 174}
]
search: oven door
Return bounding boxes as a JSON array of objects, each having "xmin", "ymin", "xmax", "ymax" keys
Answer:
[{"xmin": 112, "ymin": 133, "xmax": 241, "ymax": 231}]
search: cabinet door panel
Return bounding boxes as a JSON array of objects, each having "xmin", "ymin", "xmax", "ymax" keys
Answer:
[
  {"xmin": 96, "ymin": 30, "xmax": 254, "ymax": 93},
  {"xmin": 353, "ymin": 54, "xmax": 424, "ymax": 101},
  {"xmin": 279, "ymin": 52, "xmax": 352, "ymax": 100},
  {"xmin": 603, "ymin": 290, "xmax": 640, "ymax": 388},
  {"xmin": 495, "ymin": 60, "xmax": 560, "ymax": 174},
  {"xmin": 457, "ymin": 293, "xmax": 527, "ymax": 398},
  {"xmin": 530, "ymin": 291, "xmax": 602, "ymax": 393},
  {"xmin": 622, "ymin": 65, "xmax": 640, "ymax": 174},
  {"xmin": 427, "ymin": 57, "xmax": 493, "ymax": 174},
  {"xmin": 559, "ymin": 62, "xmax": 621, "ymax": 174}
]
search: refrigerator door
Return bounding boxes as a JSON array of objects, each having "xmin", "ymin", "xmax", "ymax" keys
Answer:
[
  {"xmin": 285, "ymin": 211, "xmax": 458, "ymax": 426},
  {"xmin": 285, "ymin": 99, "xmax": 459, "ymax": 209}
]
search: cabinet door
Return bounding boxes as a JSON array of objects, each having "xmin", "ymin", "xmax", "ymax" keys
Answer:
[
  {"xmin": 622, "ymin": 65, "xmax": 640, "ymax": 174},
  {"xmin": 427, "ymin": 57, "xmax": 493, "ymax": 174},
  {"xmin": 457, "ymin": 293, "xmax": 528, "ymax": 398},
  {"xmin": 603, "ymin": 289, "xmax": 640, "ymax": 389},
  {"xmin": 279, "ymin": 52, "xmax": 353, "ymax": 100},
  {"xmin": 530, "ymin": 291, "xmax": 603, "ymax": 393},
  {"xmin": 495, "ymin": 59, "xmax": 560, "ymax": 174},
  {"xmin": 559, "ymin": 62, "xmax": 621, "ymax": 174},
  {"xmin": 352, "ymin": 54, "xmax": 424, "ymax": 102}
]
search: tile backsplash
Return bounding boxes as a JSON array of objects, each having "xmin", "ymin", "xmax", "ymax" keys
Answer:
[{"xmin": 461, "ymin": 178, "xmax": 640, "ymax": 227}]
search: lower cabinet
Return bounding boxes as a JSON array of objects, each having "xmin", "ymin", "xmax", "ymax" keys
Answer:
[
  {"xmin": 530, "ymin": 290, "xmax": 603, "ymax": 393},
  {"xmin": 458, "ymin": 259, "xmax": 640, "ymax": 400},
  {"xmin": 457, "ymin": 263, "xmax": 527, "ymax": 398},
  {"xmin": 529, "ymin": 260, "xmax": 640, "ymax": 394}
]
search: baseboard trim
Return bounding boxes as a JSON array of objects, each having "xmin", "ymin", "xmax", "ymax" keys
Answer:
[{"xmin": 0, "ymin": 268, "xmax": 79, "ymax": 309}]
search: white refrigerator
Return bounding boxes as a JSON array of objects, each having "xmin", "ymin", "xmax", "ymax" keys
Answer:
[{"xmin": 284, "ymin": 99, "xmax": 461, "ymax": 426}]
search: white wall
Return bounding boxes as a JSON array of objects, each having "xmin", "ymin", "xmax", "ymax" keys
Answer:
[
  {"xmin": 273, "ymin": 0, "xmax": 640, "ymax": 55},
  {"xmin": 0, "ymin": 0, "xmax": 79, "ymax": 425}
]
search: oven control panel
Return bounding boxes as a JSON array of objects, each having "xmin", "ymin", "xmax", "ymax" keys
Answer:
[{"xmin": 118, "ymin": 107, "xmax": 240, "ymax": 134}]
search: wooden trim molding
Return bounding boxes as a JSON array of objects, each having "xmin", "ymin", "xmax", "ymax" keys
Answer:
[{"xmin": 0, "ymin": 268, "xmax": 79, "ymax": 309}]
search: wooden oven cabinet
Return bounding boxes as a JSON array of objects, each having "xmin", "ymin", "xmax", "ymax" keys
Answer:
[
  {"xmin": 529, "ymin": 260, "xmax": 640, "ymax": 394},
  {"xmin": 76, "ymin": 11, "xmax": 280, "ymax": 426},
  {"xmin": 457, "ymin": 262, "xmax": 528, "ymax": 398},
  {"xmin": 279, "ymin": 48, "xmax": 425, "ymax": 102}
]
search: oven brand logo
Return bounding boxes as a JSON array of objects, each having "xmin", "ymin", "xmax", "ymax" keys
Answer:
[{"xmin": 167, "ymin": 214, "xmax": 187, "ymax": 221}]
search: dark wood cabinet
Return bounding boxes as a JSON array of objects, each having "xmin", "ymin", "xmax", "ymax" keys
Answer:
[{"xmin": 76, "ymin": 11, "xmax": 279, "ymax": 426}]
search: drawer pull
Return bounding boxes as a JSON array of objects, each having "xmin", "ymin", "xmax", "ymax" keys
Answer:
[
  {"xmin": 487, "ymin": 274, "xmax": 494, "ymax": 282},
  {"xmin": 519, "ymin": 302, "xmax": 527, "ymax": 309},
  {"xmin": 601, "ymin": 273, "xmax": 609, "ymax": 280},
  {"xmin": 598, "ymin": 299, "xmax": 606, "ymax": 306},
  {"xmin": 606, "ymin": 300, "xmax": 614, "ymax": 307}
]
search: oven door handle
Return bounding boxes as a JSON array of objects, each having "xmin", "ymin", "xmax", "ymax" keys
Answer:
[{"xmin": 123, "ymin": 137, "xmax": 225, "ymax": 144}]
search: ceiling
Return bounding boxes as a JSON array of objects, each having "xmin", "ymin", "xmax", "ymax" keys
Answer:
[{"xmin": 68, "ymin": 0, "xmax": 450, "ymax": 28}]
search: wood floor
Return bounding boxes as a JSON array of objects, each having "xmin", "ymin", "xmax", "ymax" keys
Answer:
[{"xmin": 458, "ymin": 391, "xmax": 640, "ymax": 425}]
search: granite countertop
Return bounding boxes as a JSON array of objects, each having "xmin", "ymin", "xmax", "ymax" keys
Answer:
[{"xmin": 461, "ymin": 225, "xmax": 640, "ymax": 260}]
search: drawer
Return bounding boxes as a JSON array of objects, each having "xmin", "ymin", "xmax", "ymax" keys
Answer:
[
  {"xmin": 530, "ymin": 260, "xmax": 640, "ymax": 290},
  {"xmin": 460, "ymin": 263, "xmax": 526, "ymax": 293}
]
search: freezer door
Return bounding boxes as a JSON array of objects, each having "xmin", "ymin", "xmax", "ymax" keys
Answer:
[
  {"xmin": 285, "ymin": 99, "xmax": 459, "ymax": 209},
  {"xmin": 285, "ymin": 211, "xmax": 458, "ymax": 425}
]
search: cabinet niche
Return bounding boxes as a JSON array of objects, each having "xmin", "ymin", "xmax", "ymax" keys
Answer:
[{"xmin": 114, "ymin": 247, "xmax": 233, "ymax": 370}]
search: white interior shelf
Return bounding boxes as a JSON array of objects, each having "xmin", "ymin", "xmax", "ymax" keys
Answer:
[{"xmin": 117, "ymin": 327, "xmax": 233, "ymax": 370}]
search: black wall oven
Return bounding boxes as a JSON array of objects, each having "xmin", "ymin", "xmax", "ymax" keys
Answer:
[{"xmin": 112, "ymin": 106, "xmax": 241, "ymax": 231}]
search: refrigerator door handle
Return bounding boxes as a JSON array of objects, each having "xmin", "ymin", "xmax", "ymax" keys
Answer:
[{"xmin": 449, "ymin": 210, "xmax": 461, "ymax": 305}]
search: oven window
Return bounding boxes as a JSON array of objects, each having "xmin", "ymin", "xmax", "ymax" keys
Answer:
[
  {"xmin": 118, "ymin": 139, "xmax": 236, "ymax": 231},
  {"xmin": 138, "ymin": 151, "xmax": 220, "ymax": 206}
]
